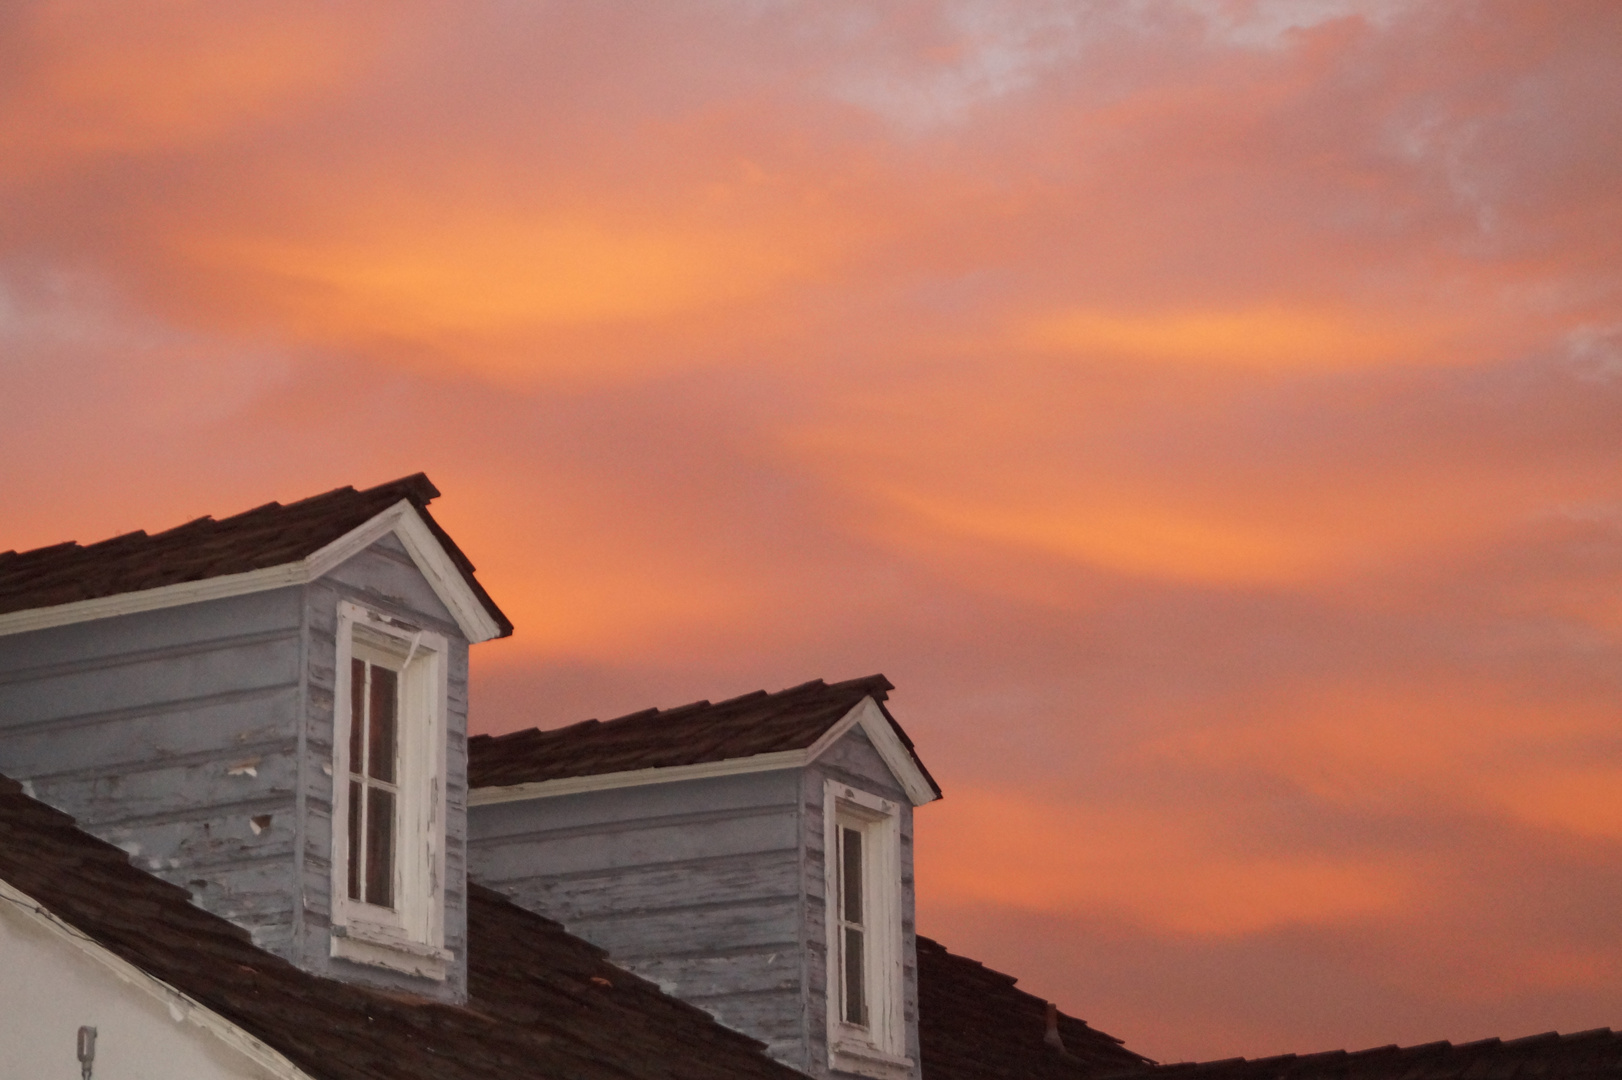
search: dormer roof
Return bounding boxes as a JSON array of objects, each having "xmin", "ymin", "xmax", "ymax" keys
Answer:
[
  {"xmin": 469, "ymin": 675, "xmax": 942, "ymax": 806},
  {"xmin": 0, "ymin": 773, "xmax": 804, "ymax": 1080},
  {"xmin": 0, "ymin": 473, "xmax": 512, "ymax": 642}
]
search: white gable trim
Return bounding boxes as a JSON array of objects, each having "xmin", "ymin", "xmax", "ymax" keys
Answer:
[
  {"xmin": 469, "ymin": 696, "xmax": 939, "ymax": 808},
  {"xmin": 0, "ymin": 874, "xmax": 318, "ymax": 1080},
  {"xmin": 0, "ymin": 500, "xmax": 504, "ymax": 643},
  {"xmin": 815, "ymin": 696, "xmax": 939, "ymax": 807}
]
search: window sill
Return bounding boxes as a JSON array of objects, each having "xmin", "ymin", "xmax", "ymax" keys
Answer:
[
  {"xmin": 330, "ymin": 923, "xmax": 452, "ymax": 980},
  {"xmin": 830, "ymin": 1037, "xmax": 914, "ymax": 1080}
]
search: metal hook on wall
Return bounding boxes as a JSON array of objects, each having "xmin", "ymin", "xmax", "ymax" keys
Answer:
[{"xmin": 77, "ymin": 1026, "xmax": 97, "ymax": 1080}]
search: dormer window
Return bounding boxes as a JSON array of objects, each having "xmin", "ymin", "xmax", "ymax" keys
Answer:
[
  {"xmin": 348, "ymin": 651, "xmax": 399, "ymax": 909},
  {"xmin": 838, "ymin": 823, "xmax": 868, "ymax": 1026},
  {"xmin": 330, "ymin": 601, "xmax": 452, "ymax": 979},
  {"xmin": 825, "ymin": 781, "xmax": 911, "ymax": 1079}
]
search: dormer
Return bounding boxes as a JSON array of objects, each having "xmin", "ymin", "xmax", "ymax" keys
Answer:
[
  {"xmin": 466, "ymin": 676, "xmax": 941, "ymax": 1079},
  {"xmin": 0, "ymin": 474, "xmax": 510, "ymax": 1004}
]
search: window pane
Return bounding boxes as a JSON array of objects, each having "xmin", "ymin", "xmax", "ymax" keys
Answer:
[
  {"xmin": 346, "ymin": 780, "xmax": 362, "ymax": 901},
  {"xmin": 844, "ymin": 926, "xmax": 867, "ymax": 1025},
  {"xmin": 348, "ymin": 659, "xmax": 366, "ymax": 771},
  {"xmin": 365, "ymin": 786, "xmax": 395, "ymax": 909},
  {"xmin": 842, "ymin": 827, "xmax": 863, "ymax": 924},
  {"xmin": 368, "ymin": 666, "xmax": 398, "ymax": 783}
]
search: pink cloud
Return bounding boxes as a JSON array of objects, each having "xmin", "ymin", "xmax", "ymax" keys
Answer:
[{"xmin": 3, "ymin": 0, "xmax": 1621, "ymax": 1062}]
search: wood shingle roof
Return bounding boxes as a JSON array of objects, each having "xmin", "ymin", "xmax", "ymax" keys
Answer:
[
  {"xmin": 468, "ymin": 675, "xmax": 940, "ymax": 797},
  {"xmin": 1136, "ymin": 1030, "xmax": 1622, "ymax": 1080},
  {"xmin": 0, "ymin": 473, "xmax": 511, "ymax": 636},
  {"xmin": 917, "ymin": 933, "xmax": 1151, "ymax": 1080}
]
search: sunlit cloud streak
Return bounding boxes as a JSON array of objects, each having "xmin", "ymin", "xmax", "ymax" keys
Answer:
[{"xmin": 2, "ymin": 0, "xmax": 1620, "ymax": 1063}]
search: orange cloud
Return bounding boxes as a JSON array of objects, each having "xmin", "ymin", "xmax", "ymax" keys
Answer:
[
  {"xmin": 920, "ymin": 787, "xmax": 1415, "ymax": 936},
  {"xmin": 1020, "ymin": 306, "xmax": 1461, "ymax": 371},
  {"xmin": 863, "ymin": 485, "xmax": 1318, "ymax": 586},
  {"xmin": 186, "ymin": 211, "xmax": 837, "ymax": 359},
  {"xmin": 4, "ymin": 0, "xmax": 1622, "ymax": 1061},
  {"xmin": 0, "ymin": 2, "xmax": 368, "ymax": 178}
]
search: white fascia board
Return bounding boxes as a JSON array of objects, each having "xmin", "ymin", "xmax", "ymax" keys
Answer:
[
  {"xmin": 468, "ymin": 747, "xmax": 810, "ymax": 805},
  {"xmin": 0, "ymin": 501, "xmax": 504, "ymax": 644},
  {"xmin": 806, "ymin": 697, "xmax": 939, "ymax": 807},
  {"xmin": 468, "ymin": 696, "xmax": 940, "ymax": 808},
  {"xmin": 0, "ymin": 874, "xmax": 318, "ymax": 1080}
]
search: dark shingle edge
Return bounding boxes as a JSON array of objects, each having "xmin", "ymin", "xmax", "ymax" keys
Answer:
[
  {"xmin": 0, "ymin": 473, "xmax": 511, "ymax": 637},
  {"xmin": 469, "ymin": 674, "xmax": 939, "ymax": 797}
]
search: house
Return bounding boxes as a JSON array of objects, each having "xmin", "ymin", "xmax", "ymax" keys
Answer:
[{"xmin": 0, "ymin": 473, "xmax": 1619, "ymax": 1080}]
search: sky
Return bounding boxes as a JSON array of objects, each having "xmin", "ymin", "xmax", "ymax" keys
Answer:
[{"xmin": 3, "ymin": 0, "xmax": 1621, "ymax": 1062}]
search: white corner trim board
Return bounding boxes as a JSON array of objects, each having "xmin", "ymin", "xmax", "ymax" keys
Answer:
[
  {"xmin": 0, "ymin": 874, "xmax": 318, "ymax": 1080},
  {"xmin": 0, "ymin": 501, "xmax": 504, "ymax": 644},
  {"xmin": 469, "ymin": 696, "xmax": 940, "ymax": 808}
]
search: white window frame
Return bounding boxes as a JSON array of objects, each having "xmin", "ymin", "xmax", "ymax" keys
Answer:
[
  {"xmin": 329, "ymin": 600, "xmax": 452, "ymax": 980},
  {"xmin": 824, "ymin": 780, "xmax": 911, "ymax": 1079}
]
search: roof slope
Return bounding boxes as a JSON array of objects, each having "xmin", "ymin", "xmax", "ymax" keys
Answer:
[
  {"xmin": 916, "ymin": 934, "xmax": 1152, "ymax": 1080},
  {"xmin": 1137, "ymin": 1031, "xmax": 1622, "ymax": 1080},
  {"xmin": 0, "ymin": 473, "xmax": 511, "ymax": 636},
  {"xmin": 469, "ymin": 675, "xmax": 940, "ymax": 796},
  {"xmin": 0, "ymin": 774, "xmax": 800, "ymax": 1080}
]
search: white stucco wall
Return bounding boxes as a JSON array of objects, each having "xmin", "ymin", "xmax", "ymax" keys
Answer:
[{"xmin": 0, "ymin": 882, "xmax": 307, "ymax": 1080}]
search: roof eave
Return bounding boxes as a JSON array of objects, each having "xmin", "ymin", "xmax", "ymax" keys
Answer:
[
  {"xmin": 470, "ymin": 694, "xmax": 942, "ymax": 808},
  {"xmin": 0, "ymin": 500, "xmax": 510, "ymax": 644}
]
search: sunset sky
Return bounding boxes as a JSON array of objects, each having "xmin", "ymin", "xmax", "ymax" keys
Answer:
[{"xmin": 3, "ymin": 0, "xmax": 1622, "ymax": 1062}]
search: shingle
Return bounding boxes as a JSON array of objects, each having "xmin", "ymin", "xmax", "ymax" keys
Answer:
[
  {"xmin": 0, "ymin": 473, "xmax": 511, "ymax": 637},
  {"xmin": 914, "ymin": 933, "xmax": 1152, "ymax": 1080},
  {"xmin": 468, "ymin": 675, "xmax": 940, "ymax": 796},
  {"xmin": 0, "ymin": 773, "xmax": 803, "ymax": 1080},
  {"xmin": 1133, "ymin": 1030, "xmax": 1622, "ymax": 1080}
]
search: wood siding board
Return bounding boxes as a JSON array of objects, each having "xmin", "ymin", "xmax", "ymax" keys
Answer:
[
  {"xmin": 476, "ymin": 812, "xmax": 800, "ymax": 878},
  {"xmin": 486, "ymin": 852, "xmax": 802, "ymax": 909},
  {"xmin": 0, "ymin": 586, "xmax": 303, "ymax": 669},
  {"xmin": 472, "ymin": 768, "xmax": 801, "ymax": 837},
  {"xmin": 21, "ymin": 735, "xmax": 298, "ymax": 788},
  {"xmin": 569, "ymin": 891, "xmax": 801, "ymax": 933},
  {"xmin": 106, "ymin": 816, "xmax": 300, "ymax": 873},
  {"xmin": 28, "ymin": 749, "xmax": 301, "ymax": 827},
  {"xmin": 0, "ymin": 633, "xmax": 302, "ymax": 729},
  {"xmin": 0, "ymin": 689, "xmax": 296, "ymax": 776},
  {"xmin": 292, "ymin": 580, "xmax": 312, "ymax": 951},
  {"xmin": 625, "ymin": 954, "xmax": 808, "ymax": 997}
]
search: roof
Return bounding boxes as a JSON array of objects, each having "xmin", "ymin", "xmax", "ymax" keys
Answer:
[
  {"xmin": 0, "ymin": 773, "xmax": 807, "ymax": 1080},
  {"xmin": 468, "ymin": 675, "xmax": 941, "ymax": 800},
  {"xmin": 0, "ymin": 473, "xmax": 512, "ymax": 639},
  {"xmin": 1136, "ymin": 1030, "xmax": 1622, "ymax": 1080},
  {"xmin": 916, "ymin": 933, "xmax": 1152, "ymax": 1080}
]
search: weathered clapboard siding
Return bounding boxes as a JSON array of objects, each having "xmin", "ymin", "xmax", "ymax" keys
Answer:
[
  {"xmin": 467, "ymin": 721, "xmax": 923, "ymax": 1080},
  {"xmin": 470, "ymin": 767, "xmax": 812, "ymax": 1065},
  {"xmin": 0, "ymin": 536, "xmax": 474, "ymax": 1004},
  {"xmin": 487, "ymin": 853, "xmax": 804, "ymax": 924},
  {"xmin": 0, "ymin": 587, "xmax": 308, "ymax": 965}
]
